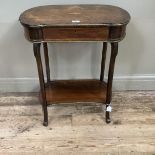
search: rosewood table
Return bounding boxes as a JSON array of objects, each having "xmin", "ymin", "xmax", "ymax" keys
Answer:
[{"xmin": 19, "ymin": 5, "xmax": 130, "ymax": 126}]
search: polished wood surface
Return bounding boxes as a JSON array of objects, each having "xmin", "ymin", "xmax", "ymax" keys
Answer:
[
  {"xmin": 43, "ymin": 43, "xmax": 50, "ymax": 83},
  {"xmin": 33, "ymin": 43, "xmax": 48, "ymax": 126},
  {"xmin": 19, "ymin": 5, "xmax": 130, "ymax": 126},
  {"xmin": 19, "ymin": 5, "xmax": 130, "ymax": 42},
  {"xmin": 45, "ymin": 80, "xmax": 107, "ymax": 104},
  {"xmin": 42, "ymin": 27, "xmax": 109, "ymax": 41},
  {"xmin": 100, "ymin": 42, "xmax": 107, "ymax": 81},
  {"xmin": 19, "ymin": 5, "xmax": 130, "ymax": 27},
  {"xmin": 23, "ymin": 25, "xmax": 127, "ymax": 42},
  {"xmin": 106, "ymin": 42, "xmax": 118, "ymax": 123}
]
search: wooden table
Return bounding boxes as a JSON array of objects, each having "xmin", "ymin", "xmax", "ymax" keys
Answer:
[{"xmin": 19, "ymin": 5, "xmax": 130, "ymax": 126}]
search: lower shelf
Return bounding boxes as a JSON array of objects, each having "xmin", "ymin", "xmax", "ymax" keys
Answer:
[{"xmin": 45, "ymin": 79, "xmax": 107, "ymax": 104}]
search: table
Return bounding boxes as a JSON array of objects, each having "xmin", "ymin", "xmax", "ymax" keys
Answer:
[{"xmin": 19, "ymin": 5, "xmax": 130, "ymax": 126}]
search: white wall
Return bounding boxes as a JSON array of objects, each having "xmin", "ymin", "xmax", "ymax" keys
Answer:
[{"xmin": 0, "ymin": 0, "xmax": 155, "ymax": 92}]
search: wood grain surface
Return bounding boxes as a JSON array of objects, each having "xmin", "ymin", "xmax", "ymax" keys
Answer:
[
  {"xmin": 20, "ymin": 5, "xmax": 130, "ymax": 42},
  {"xmin": 42, "ymin": 27, "xmax": 109, "ymax": 41},
  {"xmin": 0, "ymin": 91, "xmax": 155, "ymax": 154},
  {"xmin": 45, "ymin": 80, "xmax": 107, "ymax": 104},
  {"xmin": 19, "ymin": 5, "xmax": 130, "ymax": 27}
]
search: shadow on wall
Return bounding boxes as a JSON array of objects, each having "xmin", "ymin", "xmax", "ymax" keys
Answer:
[
  {"xmin": 0, "ymin": 21, "xmax": 36, "ymax": 77},
  {"xmin": 0, "ymin": 21, "xmax": 103, "ymax": 91},
  {"xmin": 47, "ymin": 22, "xmax": 144, "ymax": 84},
  {"xmin": 114, "ymin": 21, "xmax": 145, "ymax": 89},
  {"xmin": 0, "ymin": 20, "xmax": 144, "ymax": 91},
  {"xmin": 0, "ymin": 21, "xmax": 39, "ymax": 91},
  {"xmin": 48, "ymin": 42, "xmax": 102, "ymax": 80}
]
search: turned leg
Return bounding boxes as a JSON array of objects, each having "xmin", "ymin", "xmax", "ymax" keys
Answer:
[
  {"xmin": 33, "ymin": 43, "xmax": 48, "ymax": 126},
  {"xmin": 100, "ymin": 42, "xmax": 107, "ymax": 81},
  {"xmin": 43, "ymin": 42, "xmax": 51, "ymax": 83},
  {"xmin": 106, "ymin": 42, "xmax": 118, "ymax": 123}
]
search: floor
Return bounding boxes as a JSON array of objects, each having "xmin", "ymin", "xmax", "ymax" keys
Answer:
[{"xmin": 0, "ymin": 91, "xmax": 155, "ymax": 155}]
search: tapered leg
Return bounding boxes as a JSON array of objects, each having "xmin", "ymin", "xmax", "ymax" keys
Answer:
[
  {"xmin": 43, "ymin": 43, "xmax": 51, "ymax": 83},
  {"xmin": 106, "ymin": 42, "xmax": 118, "ymax": 123},
  {"xmin": 100, "ymin": 42, "xmax": 107, "ymax": 81},
  {"xmin": 33, "ymin": 43, "xmax": 48, "ymax": 126}
]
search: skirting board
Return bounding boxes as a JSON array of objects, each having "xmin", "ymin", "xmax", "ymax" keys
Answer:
[{"xmin": 0, "ymin": 75, "xmax": 155, "ymax": 92}]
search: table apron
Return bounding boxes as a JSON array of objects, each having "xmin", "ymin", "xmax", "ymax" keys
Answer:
[{"xmin": 23, "ymin": 26, "xmax": 127, "ymax": 42}]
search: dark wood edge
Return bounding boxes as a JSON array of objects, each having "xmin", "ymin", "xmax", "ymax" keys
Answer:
[
  {"xmin": 20, "ymin": 21, "xmax": 130, "ymax": 29},
  {"xmin": 24, "ymin": 37, "xmax": 126, "ymax": 43},
  {"xmin": 23, "ymin": 29, "xmax": 127, "ymax": 43}
]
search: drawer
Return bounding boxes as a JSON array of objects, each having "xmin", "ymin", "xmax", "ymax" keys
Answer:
[{"xmin": 42, "ymin": 27, "xmax": 109, "ymax": 41}]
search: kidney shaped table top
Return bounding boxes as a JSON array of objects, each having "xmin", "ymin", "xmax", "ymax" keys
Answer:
[{"xmin": 19, "ymin": 5, "xmax": 130, "ymax": 42}]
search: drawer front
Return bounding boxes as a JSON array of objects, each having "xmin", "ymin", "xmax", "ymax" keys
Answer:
[{"xmin": 42, "ymin": 27, "xmax": 109, "ymax": 41}]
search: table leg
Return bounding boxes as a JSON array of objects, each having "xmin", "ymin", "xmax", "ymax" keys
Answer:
[
  {"xmin": 43, "ymin": 43, "xmax": 51, "ymax": 83},
  {"xmin": 106, "ymin": 42, "xmax": 118, "ymax": 123},
  {"xmin": 33, "ymin": 43, "xmax": 48, "ymax": 126},
  {"xmin": 100, "ymin": 42, "xmax": 107, "ymax": 81}
]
